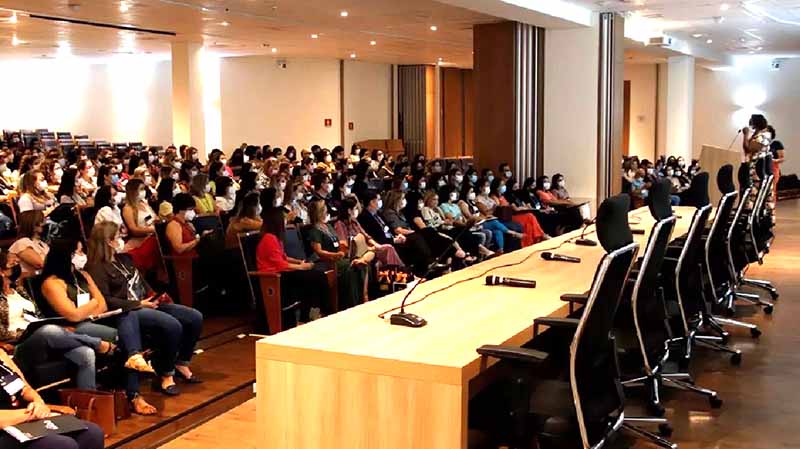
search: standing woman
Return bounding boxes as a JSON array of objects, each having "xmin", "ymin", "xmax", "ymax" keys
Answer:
[
  {"xmin": 121, "ymin": 179, "xmax": 160, "ymax": 272},
  {"xmin": 307, "ymin": 199, "xmax": 368, "ymax": 309},
  {"xmin": 742, "ymin": 114, "xmax": 772, "ymax": 202},
  {"xmin": 768, "ymin": 125, "xmax": 785, "ymax": 206}
]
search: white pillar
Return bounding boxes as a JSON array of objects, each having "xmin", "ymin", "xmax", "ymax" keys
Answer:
[
  {"xmin": 665, "ymin": 56, "xmax": 695, "ymax": 160},
  {"xmin": 171, "ymin": 42, "xmax": 207, "ymax": 159}
]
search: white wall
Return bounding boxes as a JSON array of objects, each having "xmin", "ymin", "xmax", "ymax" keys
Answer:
[
  {"xmin": 665, "ymin": 56, "xmax": 695, "ymax": 161},
  {"xmin": 624, "ymin": 63, "xmax": 657, "ymax": 161},
  {"xmin": 342, "ymin": 60, "xmax": 392, "ymax": 151},
  {"xmin": 0, "ymin": 59, "xmax": 172, "ymax": 145},
  {"xmin": 693, "ymin": 57, "xmax": 800, "ymax": 176},
  {"xmin": 220, "ymin": 56, "xmax": 341, "ymax": 152},
  {"xmin": 543, "ymin": 26, "xmax": 599, "ymax": 200}
]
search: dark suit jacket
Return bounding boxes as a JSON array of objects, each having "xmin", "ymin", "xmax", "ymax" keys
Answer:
[{"xmin": 358, "ymin": 210, "xmax": 392, "ymax": 245}]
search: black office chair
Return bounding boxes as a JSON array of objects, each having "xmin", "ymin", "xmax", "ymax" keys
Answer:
[
  {"xmin": 681, "ymin": 172, "xmax": 710, "ymax": 208},
  {"xmin": 470, "ymin": 195, "xmax": 676, "ymax": 449}
]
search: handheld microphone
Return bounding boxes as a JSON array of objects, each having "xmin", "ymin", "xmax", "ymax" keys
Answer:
[
  {"xmin": 485, "ymin": 275, "xmax": 537, "ymax": 289},
  {"xmin": 390, "ymin": 224, "xmax": 471, "ymax": 328},
  {"xmin": 541, "ymin": 252, "xmax": 581, "ymax": 263},
  {"xmin": 575, "ymin": 218, "xmax": 598, "ymax": 247}
]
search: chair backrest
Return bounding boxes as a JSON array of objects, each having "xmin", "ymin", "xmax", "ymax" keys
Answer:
[
  {"xmin": 596, "ymin": 194, "xmax": 633, "ymax": 253},
  {"xmin": 193, "ymin": 215, "xmax": 223, "ymax": 235},
  {"xmin": 673, "ymin": 205, "xmax": 712, "ymax": 330},
  {"xmin": 683, "ymin": 172, "xmax": 710, "ymax": 208},
  {"xmin": 717, "ymin": 164, "xmax": 736, "ymax": 195},
  {"xmin": 571, "ymin": 242, "xmax": 639, "ymax": 448},
  {"xmin": 283, "ymin": 226, "xmax": 308, "ymax": 261},
  {"xmin": 705, "ymin": 191, "xmax": 738, "ymax": 296},
  {"xmin": 646, "ymin": 178, "xmax": 673, "ymax": 220},
  {"xmin": 237, "ymin": 230, "xmax": 263, "ymax": 309},
  {"xmin": 631, "ymin": 216, "xmax": 677, "ymax": 373},
  {"xmin": 153, "ymin": 221, "xmax": 172, "ymax": 258}
]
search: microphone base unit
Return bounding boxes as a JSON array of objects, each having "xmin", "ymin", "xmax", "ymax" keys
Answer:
[
  {"xmin": 575, "ymin": 238, "xmax": 598, "ymax": 247},
  {"xmin": 390, "ymin": 312, "xmax": 428, "ymax": 328}
]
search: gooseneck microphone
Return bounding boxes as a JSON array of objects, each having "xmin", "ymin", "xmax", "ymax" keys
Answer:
[
  {"xmin": 486, "ymin": 275, "xmax": 537, "ymax": 289},
  {"xmin": 541, "ymin": 252, "xmax": 581, "ymax": 263},
  {"xmin": 575, "ymin": 218, "xmax": 598, "ymax": 247},
  {"xmin": 726, "ymin": 128, "xmax": 743, "ymax": 151}
]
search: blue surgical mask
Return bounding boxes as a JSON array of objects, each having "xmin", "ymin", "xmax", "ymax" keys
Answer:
[
  {"xmin": 469, "ymin": 174, "xmax": 478, "ymax": 183},
  {"xmin": 499, "ymin": 185, "xmax": 507, "ymax": 195},
  {"xmin": 487, "ymin": 175, "xmax": 495, "ymax": 183},
  {"xmin": 111, "ymin": 174, "xmax": 120, "ymax": 184}
]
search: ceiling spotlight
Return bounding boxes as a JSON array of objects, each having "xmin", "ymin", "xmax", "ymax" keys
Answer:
[
  {"xmin": 11, "ymin": 35, "xmax": 20, "ymax": 46},
  {"xmin": 692, "ymin": 33, "xmax": 703, "ymax": 38},
  {"xmin": 119, "ymin": 2, "xmax": 130, "ymax": 13},
  {"xmin": 201, "ymin": 7, "xmax": 210, "ymax": 12},
  {"xmin": 9, "ymin": 12, "xmax": 17, "ymax": 24},
  {"xmin": 311, "ymin": 34, "xmax": 319, "ymax": 39},
  {"xmin": 340, "ymin": 11, "xmax": 348, "ymax": 17},
  {"xmin": 429, "ymin": 25, "xmax": 438, "ymax": 31},
  {"xmin": 350, "ymin": 53, "xmax": 357, "ymax": 59},
  {"xmin": 714, "ymin": 16, "xmax": 725, "ymax": 24},
  {"xmin": 706, "ymin": 39, "xmax": 713, "ymax": 44},
  {"xmin": 720, "ymin": 3, "xmax": 730, "ymax": 11},
  {"xmin": 756, "ymin": 46, "xmax": 763, "ymax": 51},
  {"xmin": 369, "ymin": 40, "xmax": 376, "ymax": 46},
  {"xmin": 271, "ymin": 47, "xmax": 278, "ymax": 53},
  {"xmin": 220, "ymin": 21, "xmax": 229, "ymax": 26},
  {"xmin": 438, "ymin": 57, "xmax": 443, "ymax": 61}
]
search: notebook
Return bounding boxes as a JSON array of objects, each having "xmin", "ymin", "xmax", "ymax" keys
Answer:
[{"xmin": 4, "ymin": 414, "xmax": 87, "ymax": 442}]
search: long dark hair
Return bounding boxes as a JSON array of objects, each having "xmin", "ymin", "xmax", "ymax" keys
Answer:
[
  {"xmin": 41, "ymin": 239, "xmax": 80, "ymax": 283},
  {"xmin": 261, "ymin": 208, "xmax": 286, "ymax": 242},
  {"xmin": 94, "ymin": 185, "xmax": 113, "ymax": 210},
  {"xmin": 56, "ymin": 168, "xmax": 78, "ymax": 199}
]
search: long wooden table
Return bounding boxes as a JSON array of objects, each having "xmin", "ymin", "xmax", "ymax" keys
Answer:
[{"xmin": 255, "ymin": 206, "xmax": 698, "ymax": 449}]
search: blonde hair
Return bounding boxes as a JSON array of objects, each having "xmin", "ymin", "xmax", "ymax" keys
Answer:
[
  {"xmin": 87, "ymin": 221, "xmax": 119, "ymax": 265},
  {"xmin": 308, "ymin": 199, "xmax": 327, "ymax": 226},
  {"xmin": 383, "ymin": 190, "xmax": 405, "ymax": 213}
]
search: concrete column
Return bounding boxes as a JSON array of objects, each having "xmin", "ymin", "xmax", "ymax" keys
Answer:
[
  {"xmin": 665, "ymin": 55, "xmax": 695, "ymax": 160},
  {"xmin": 171, "ymin": 41, "xmax": 207, "ymax": 159}
]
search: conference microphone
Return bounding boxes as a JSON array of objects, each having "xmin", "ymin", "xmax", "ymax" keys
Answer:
[
  {"xmin": 575, "ymin": 218, "xmax": 598, "ymax": 247},
  {"xmin": 541, "ymin": 252, "xmax": 581, "ymax": 263},
  {"xmin": 726, "ymin": 128, "xmax": 743, "ymax": 151},
  {"xmin": 485, "ymin": 275, "xmax": 537, "ymax": 289}
]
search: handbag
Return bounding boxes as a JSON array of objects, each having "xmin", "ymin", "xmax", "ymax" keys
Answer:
[
  {"xmin": 113, "ymin": 390, "xmax": 131, "ymax": 420},
  {"xmin": 58, "ymin": 389, "xmax": 116, "ymax": 437}
]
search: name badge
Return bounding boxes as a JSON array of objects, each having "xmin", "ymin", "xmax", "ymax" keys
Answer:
[
  {"xmin": 77, "ymin": 292, "xmax": 91, "ymax": 307},
  {"xmin": 332, "ymin": 241, "xmax": 340, "ymax": 248},
  {"xmin": 1, "ymin": 373, "xmax": 24, "ymax": 397},
  {"xmin": 383, "ymin": 226, "xmax": 390, "ymax": 233}
]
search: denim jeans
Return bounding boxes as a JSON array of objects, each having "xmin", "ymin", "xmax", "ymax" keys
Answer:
[
  {"xmin": 481, "ymin": 219, "xmax": 511, "ymax": 250},
  {"xmin": 135, "ymin": 305, "xmax": 203, "ymax": 376},
  {"xmin": 73, "ymin": 321, "xmax": 144, "ymax": 400},
  {"xmin": 14, "ymin": 324, "xmax": 102, "ymax": 390}
]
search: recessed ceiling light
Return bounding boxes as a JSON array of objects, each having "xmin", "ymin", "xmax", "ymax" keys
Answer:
[
  {"xmin": 220, "ymin": 21, "xmax": 229, "ymax": 26},
  {"xmin": 756, "ymin": 46, "xmax": 763, "ymax": 51},
  {"xmin": 9, "ymin": 12, "xmax": 17, "ymax": 24},
  {"xmin": 340, "ymin": 11, "xmax": 348, "ymax": 17},
  {"xmin": 438, "ymin": 57, "xmax": 443, "ymax": 61},
  {"xmin": 119, "ymin": 2, "xmax": 130, "ymax": 13},
  {"xmin": 350, "ymin": 53, "xmax": 356, "ymax": 59},
  {"xmin": 720, "ymin": 3, "xmax": 730, "ymax": 11},
  {"xmin": 369, "ymin": 40, "xmax": 376, "ymax": 46},
  {"xmin": 706, "ymin": 39, "xmax": 713, "ymax": 44},
  {"xmin": 271, "ymin": 47, "xmax": 278, "ymax": 53},
  {"xmin": 429, "ymin": 25, "xmax": 438, "ymax": 31},
  {"xmin": 202, "ymin": 7, "xmax": 210, "ymax": 12},
  {"xmin": 11, "ymin": 35, "xmax": 20, "ymax": 46},
  {"xmin": 311, "ymin": 34, "xmax": 319, "ymax": 39},
  {"xmin": 692, "ymin": 33, "xmax": 703, "ymax": 38}
]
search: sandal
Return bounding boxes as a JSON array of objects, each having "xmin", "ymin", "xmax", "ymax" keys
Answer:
[
  {"xmin": 98, "ymin": 341, "xmax": 117, "ymax": 356},
  {"xmin": 124, "ymin": 353, "xmax": 155, "ymax": 374},
  {"xmin": 176, "ymin": 369, "xmax": 203, "ymax": 384},
  {"xmin": 152, "ymin": 379, "xmax": 180, "ymax": 396},
  {"xmin": 131, "ymin": 395, "xmax": 157, "ymax": 416}
]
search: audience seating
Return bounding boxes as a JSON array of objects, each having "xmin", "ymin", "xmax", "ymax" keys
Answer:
[{"xmin": 154, "ymin": 221, "xmax": 197, "ymax": 309}]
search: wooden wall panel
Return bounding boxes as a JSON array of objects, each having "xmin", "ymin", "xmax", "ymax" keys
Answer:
[
  {"xmin": 425, "ymin": 65, "xmax": 436, "ymax": 159},
  {"xmin": 474, "ymin": 22, "xmax": 516, "ymax": 174},
  {"xmin": 442, "ymin": 68, "xmax": 465, "ymax": 158},
  {"xmin": 463, "ymin": 70, "xmax": 474, "ymax": 157}
]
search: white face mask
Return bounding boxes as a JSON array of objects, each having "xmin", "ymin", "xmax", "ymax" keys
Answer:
[
  {"xmin": 487, "ymin": 175, "xmax": 495, "ymax": 183},
  {"xmin": 470, "ymin": 175, "xmax": 478, "ymax": 183},
  {"xmin": 543, "ymin": 182, "xmax": 551, "ymax": 190},
  {"xmin": 190, "ymin": 169, "xmax": 198, "ymax": 177},
  {"xmin": 88, "ymin": 167, "xmax": 96, "ymax": 177},
  {"xmin": 504, "ymin": 171, "xmax": 512, "ymax": 178},
  {"xmin": 449, "ymin": 193, "xmax": 458, "ymax": 202},
  {"xmin": 417, "ymin": 202, "xmax": 424, "ymax": 210},
  {"xmin": 324, "ymin": 214, "xmax": 331, "ymax": 223},
  {"xmin": 220, "ymin": 158, "xmax": 227, "ymax": 166},
  {"xmin": 173, "ymin": 187, "xmax": 182, "ymax": 197},
  {"xmin": 438, "ymin": 179, "xmax": 446, "ymax": 187},
  {"xmin": 111, "ymin": 238, "xmax": 125, "ymax": 253},
  {"xmin": 184, "ymin": 210, "xmax": 196, "ymax": 222},
  {"xmin": 275, "ymin": 197, "xmax": 283, "ymax": 207},
  {"xmin": 37, "ymin": 180, "xmax": 48, "ymax": 191},
  {"xmin": 346, "ymin": 179, "xmax": 355, "ymax": 187},
  {"xmin": 468, "ymin": 191, "xmax": 476, "ymax": 201},
  {"xmin": 243, "ymin": 155, "xmax": 250, "ymax": 163},
  {"xmin": 377, "ymin": 199, "xmax": 384, "ymax": 209},
  {"xmin": 455, "ymin": 175, "xmax": 463, "ymax": 183},
  {"xmin": 482, "ymin": 187, "xmax": 490, "ymax": 195},
  {"xmin": 325, "ymin": 155, "xmax": 332, "ymax": 163},
  {"xmin": 171, "ymin": 172, "xmax": 179, "ymax": 181},
  {"xmin": 72, "ymin": 252, "xmax": 87, "ymax": 271},
  {"xmin": 325, "ymin": 183, "xmax": 333, "ymax": 194},
  {"xmin": 204, "ymin": 184, "xmax": 211, "ymax": 193},
  {"xmin": 418, "ymin": 181, "xmax": 427, "ymax": 190},
  {"xmin": 144, "ymin": 175, "xmax": 152, "ymax": 186},
  {"xmin": 344, "ymin": 186, "xmax": 351, "ymax": 196},
  {"xmin": 279, "ymin": 181, "xmax": 287, "ymax": 190},
  {"xmin": 54, "ymin": 168, "xmax": 64, "ymax": 180},
  {"xmin": 400, "ymin": 199, "xmax": 407, "ymax": 209},
  {"xmin": 226, "ymin": 186, "xmax": 235, "ymax": 198},
  {"xmin": 115, "ymin": 192, "xmax": 126, "ymax": 206},
  {"xmin": 138, "ymin": 190, "xmax": 146, "ymax": 201},
  {"xmin": 350, "ymin": 209, "xmax": 359, "ymax": 219}
]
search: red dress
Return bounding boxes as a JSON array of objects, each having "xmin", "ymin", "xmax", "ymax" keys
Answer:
[
  {"xmin": 170, "ymin": 218, "xmax": 198, "ymax": 257},
  {"xmin": 256, "ymin": 234, "xmax": 289, "ymax": 273},
  {"xmin": 497, "ymin": 196, "xmax": 545, "ymax": 246}
]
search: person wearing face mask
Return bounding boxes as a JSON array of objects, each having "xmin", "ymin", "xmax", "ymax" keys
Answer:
[
  {"xmin": 428, "ymin": 190, "xmax": 494, "ymax": 259},
  {"xmin": 156, "ymin": 178, "xmax": 180, "ymax": 220},
  {"xmin": 307, "ymin": 200, "xmax": 367, "ymax": 309},
  {"xmin": 9, "ymin": 211, "xmax": 50, "ymax": 279},
  {"xmin": 287, "ymin": 182, "xmax": 310, "ymax": 225},
  {"xmin": 487, "ymin": 178, "xmax": 547, "ymax": 246},
  {"xmin": 17, "ymin": 170, "xmax": 54, "ymax": 214},
  {"xmin": 190, "ymin": 173, "xmax": 220, "ymax": 217},
  {"xmin": 1, "ymin": 249, "xmax": 115, "ymax": 396},
  {"xmin": 213, "ymin": 176, "xmax": 237, "ymax": 214},
  {"xmin": 466, "ymin": 180, "xmax": 524, "ymax": 252},
  {"xmin": 225, "ymin": 192, "xmax": 263, "ymax": 249},
  {"xmin": 448, "ymin": 169, "xmax": 465, "ymax": 189},
  {"xmin": 86, "ymin": 222, "xmax": 204, "ymax": 398},
  {"xmin": 439, "ymin": 185, "xmax": 495, "ymax": 252},
  {"xmin": 93, "ymin": 186, "xmax": 126, "ymax": 235},
  {"xmin": 498, "ymin": 163, "xmax": 514, "ymax": 181},
  {"xmin": 121, "ymin": 179, "xmax": 160, "ymax": 272},
  {"xmin": 337, "ymin": 197, "xmax": 403, "ymax": 269},
  {"xmin": 310, "ymin": 173, "xmax": 338, "ymax": 220},
  {"xmin": 429, "ymin": 160, "xmax": 443, "ymax": 175},
  {"xmin": 75, "ymin": 159, "xmax": 97, "ymax": 199},
  {"xmin": 481, "ymin": 168, "xmax": 495, "ymax": 185},
  {"xmin": 40, "ymin": 239, "xmax": 159, "ymax": 416}
]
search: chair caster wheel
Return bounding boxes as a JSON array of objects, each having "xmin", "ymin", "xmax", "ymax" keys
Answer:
[
  {"xmin": 750, "ymin": 328, "xmax": 762, "ymax": 338},
  {"xmin": 648, "ymin": 403, "xmax": 666, "ymax": 417},
  {"xmin": 720, "ymin": 333, "xmax": 730, "ymax": 345},
  {"xmin": 763, "ymin": 305, "xmax": 774, "ymax": 314},
  {"xmin": 731, "ymin": 352, "xmax": 742, "ymax": 366},
  {"xmin": 658, "ymin": 423, "xmax": 673, "ymax": 437},
  {"xmin": 709, "ymin": 395, "xmax": 723, "ymax": 409},
  {"xmin": 724, "ymin": 307, "xmax": 735, "ymax": 317},
  {"xmin": 769, "ymin": 290, "xmax": 779, "ymax": 300}
]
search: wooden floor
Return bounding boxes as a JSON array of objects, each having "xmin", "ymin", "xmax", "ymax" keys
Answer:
[
  {"xmin": 104, "ymin": 315, "xmax": 257, "ymax": 449},
  {"xmin": 161, "ymin": 200, "xmax": 800, "ymax": 449}
]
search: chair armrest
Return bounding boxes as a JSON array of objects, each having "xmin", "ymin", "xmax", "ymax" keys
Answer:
[
  {"xmin": 663, "ymin": 256, "xmax": 679, "ymax": 263},
  {"xmin": 560, "ymin": 293, "xmax": 588, "ymax": 304},
  {"xmin": 163, "ymin": 253, "xmax": 198, "ymax": 261},
  {"xmin": 476, "ymin": 345, "xmax": 549, "ymax": 364},
  {"xmin": 248, "ymin": 271, "xmax": 281, "ymax": 279},
  {"xmin": 533, "ymin": 317, "xmax": 579, "ymax": 337}
]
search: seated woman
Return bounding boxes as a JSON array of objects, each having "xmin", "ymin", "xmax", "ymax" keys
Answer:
[
  {"xmin": 214, "ymin": 176, "xmax": 236, "ymax": 214},
  {"xmin": 121, "ymin": 179, "xmax": 160, "ymax": 272},
  {"xmin": 0, "ymin": 250, "xmax": 113, "ymax": 392},
  {"xmin": 9, "ymin": 211, "xmax": 49, "ymax": 279},
  {"xmin": 438, "ymin": 186, "xmax": 494, "ymax": 255},
  {"xmin": 458, "ymin": 183, "xmax": 522, "ymax": 253},
  {"xmin": 407, "ymin": 192, "xmax": 471, "ymax": 266},
  {"xmin": 39, "ymin": 239, "xmax": 158, "ymax": 415},
  {"xmin": 0, "ymin": 348, "xmax": 105, "ymax": 449},
  {"xmin": 156, "ymin": 177, "xmax": 180, "ymax": 221},
  {"xmin": 75, "ymin": 160, "xmax": 97, "ymax": 201},
  {"xmin": 17, "ymin": 171, "xmax": 55, "ymax": 214},
  {"xmin": 190, "ymin": 173, "xmax": 219, "ymax": 217},
  {"xmin": 93, "ymin": 186, "xmax": 124, "ymax": 231},
  {"xmin": 477, "ymin": 178, "xmax": 544, "ymax": 247},
  {"xmin": 56, "ymin": 169, "xmax": 87, "ymax": 207},
  {"xmin": 550, "ymin": 173, "xmax": 590, "ymax": 221},
  {"xmin": 86, "ymin": 222, "xmax": 204, "ymax": 397},
  {"xmin": 256, "ymin": 208, "xmax": 330, "ymax": 322},
  {"xmin": 513, "ymin": 177, "xmax": 568, "ymax": 235},
  {"xmin": 307, "ymin": 199, "xmax": 368, "ymax": 309},
  {"xmin": 335, "ymin": 197, "xmax": 401, "ymax": 267},
  {"xmin": 225, "ymin": 192, "xmax": 263, "ymax": 249},
  {"xmin": 535, "ymin": 175, "xmax": 585, "ymax": 231},
  {"xmin": 421, "ymin": 190, "xmax": 489, "ymax": 259}
]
